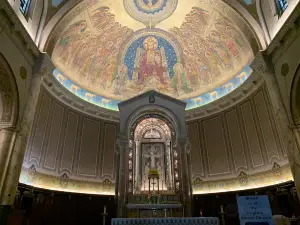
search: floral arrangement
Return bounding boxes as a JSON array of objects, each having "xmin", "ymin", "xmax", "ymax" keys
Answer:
[{"xmin": 148, "ymin": 169, "xmax": 160, "ymax": 178}]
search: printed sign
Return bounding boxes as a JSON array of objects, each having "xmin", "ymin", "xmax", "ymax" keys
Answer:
[{"xmin": 237, "ymin": 196, "xmax": 274, "ymax": 225}]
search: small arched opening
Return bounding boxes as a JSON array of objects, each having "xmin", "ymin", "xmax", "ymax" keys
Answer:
[
  {"xmin": 0, "ymin": 53, "xmax": 19, "ymax": 128},
  {"xmin": 290, "ymin": 64, "xmax": 300, "ymax": 125}
]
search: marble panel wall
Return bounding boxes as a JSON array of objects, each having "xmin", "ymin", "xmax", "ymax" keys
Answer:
[
  {"xmin": 188, "ymin": 85, "xmax": 288, "ymax": 181},
  {"xmin": 23, "ymin": 87, "xmax": 118, "ymax": 183},
  {"xmin": 21, "ymin": 84, "xmax": 290, "ymax": 193}
]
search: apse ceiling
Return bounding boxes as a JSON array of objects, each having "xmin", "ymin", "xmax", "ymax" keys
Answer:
[{"xmin": 50, "ymin": 0, "xmax": 256, "ymax": 111}]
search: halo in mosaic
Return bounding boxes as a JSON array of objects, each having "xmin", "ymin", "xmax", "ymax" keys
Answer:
[
  {"xmin": 124, "ymin": 0, "xmax": 178, "ymax": 25},
  {"xmin": 51, "ymin": 0, "xmax": 255, "ymax": 111},
  {"xmin": 134, "ymin": 0, "xmax": 168, "ymax": 14}
]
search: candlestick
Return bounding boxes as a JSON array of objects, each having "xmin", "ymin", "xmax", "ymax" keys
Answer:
[
  {"xmin": 102, "ymin": 205, "xmax": 108, "ymax": 225},
  {"xmin": 219, "ymin": 205, "xmax": 226, "ymax": 225}
]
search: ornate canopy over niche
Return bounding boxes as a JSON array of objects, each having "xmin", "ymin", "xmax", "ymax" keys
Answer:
[
  {"xmin": 46, "ymin": 0, "xmax": 260, "ymax": 111},
  {"xmin": 116, "ymin": 90, "xmax": 192, "ymax": 216}
]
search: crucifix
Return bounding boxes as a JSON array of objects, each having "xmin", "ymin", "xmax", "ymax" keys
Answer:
[
  {"xmin": 149, "ymin": 177, "xmax": 159, "ymax": 193},
  {"xmin": 152, "ymin": 179, "xmax": 156, "ymax": 191},
  {"xmin": 145, "ymin": 145, "xmax": 162, "ymax": 169}
]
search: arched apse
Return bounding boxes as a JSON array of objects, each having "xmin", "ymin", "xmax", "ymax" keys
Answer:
[
  {"xmin": 40, "ymin": 0, "xmax": 266, "ymax": 52},
  {"xmin": 257, "ymin": 0, "xmax": 300, "ymax": 41},
  {"xmin": 35, "ymin": 0, "xmax": 48, "ymax": 45},
  {"xmin": 256, "ymin": 0, "xmax": 272, "ymax": 44},
  {"xmin": 226, "ymin": 0, "xmax": 267, "ymax": 49},
  {"xmin": 39, "ymin": 0, "xmax": 82, "ymax": 51},
  {"xmin": 0, "ymin": 53, "xmax": 19, "ymax": 128},
  {"xmin": 291, "ymin": 64, "xmax": 300, "ymax": 125}
]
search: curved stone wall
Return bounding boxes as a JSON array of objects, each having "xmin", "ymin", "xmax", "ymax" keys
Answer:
[
  {"xmin": 20, "ymin": 83, "xmax": 293, "ymax": 195},
  {"xmin": 188, "ymin": 84, "xmax": 292, "ymax": 194},
  {"xmin": 21, "ymin": 86, "xmax": 117, "ymax": 195}
]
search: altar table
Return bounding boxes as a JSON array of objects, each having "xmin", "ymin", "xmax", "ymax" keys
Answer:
[
  {"xmin": 126, "ymin": 204, "xmax": 183, "ymax": 218},
  {"xmin": 127, "ymin": 204, "xmax": 182, "ymax": 210},
  {"xmin": 112, "ymin": 217, "xmax": 219, "ymax": 225}
]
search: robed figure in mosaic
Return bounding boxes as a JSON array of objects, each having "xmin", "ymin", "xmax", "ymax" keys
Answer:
[{"xmin": 134, "ymin": 36, "xmax": 167, "ymax": 85}]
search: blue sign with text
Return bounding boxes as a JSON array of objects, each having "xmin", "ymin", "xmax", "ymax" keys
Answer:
[{"xmin": 237, "ymin": 196, "xmax": 274, "ymax": 225}]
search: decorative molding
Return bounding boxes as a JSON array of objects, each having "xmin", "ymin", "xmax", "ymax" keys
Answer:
[
  {"xmin": 101, "ymin": 124, "xmax": 117, "ymax": 180},
  {"xmin": 42, "ymin": 75, "xmax": 120, "ymax": 122},
  {"xmin": 251, "ymin": 51, "xmax": 273, "ymax": 74},
  {"xmin": 224, "ymin": 0, "xmax": 267, "ymax": 49},
  {"xmin": 241, "ymin": 100, "xmax": 264, "ymax": 168},
  {"xmin": 225, "ymin": 109, "xmax": 247, "ymax": 173},
  {"xmin": 203, "ymin": 116, "xmax": 230, "ymax": 176},
  {"xmin": 116, "ymin": 138, "xmax": 129, "ymax": 153},
  {"xmin": 20, "ymin": 167, "xmax": 115, "ymax": 195},
  {"xmin": 188, "ymin": 123, "xmax": 204, "ymax": 177},
  {"xmin": 0, "ymin": 53, "xmax": 19, "ymax": 128},
  {"xmin": 43, "ymin": 0, "xmax": 98, "ymax": 53},
  {"xmin": 185, "ymin": 71, "xmax": 264, "ymax": 121},
  {"xmin": 193, "ymin": 163, "xmax": 293, "ymax": 194},
  {"xmin": 43, "ymin": 103, "xmax": 64, "ymax": 171},
  {"xmin": 59, "ymin": 111, "xmax": 79, "ymax": 174},
  {"xmin": 290, "ymin": 124, "xmax": 300, "ymax": 132},
  {"xmin": 29, "ymin": 92, "xmax": 52, "ymax": 167},
  {"xmin": 77, "ymin": 117, "xmax": 101, "ymax": 177},
  {"xmin": 33, "ymin": 53, "xmax": 55, "ymax": 78},
  {"xmin": 19, "ymin": 163, "xmax": 293, "ymax": 195},
  {"xmin": 39, "ymin": 0, "xmax": 83, "ymax": 50}
]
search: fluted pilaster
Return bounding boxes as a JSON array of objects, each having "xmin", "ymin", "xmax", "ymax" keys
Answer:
[
  {"xmin": 116, "ymin": 138, "xmax": 129, "ymax": 218},
  {"xmin": 251, "ymin": 52, "xmax": 300, "ymax": 197}
]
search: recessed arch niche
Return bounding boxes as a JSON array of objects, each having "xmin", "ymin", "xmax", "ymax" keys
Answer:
[
  {"xmin": 116, "ymin": 91, "xmax": 192, "ymax": 217},
  {"xmin": 0, "ymin": 53, "xmax": 19, "ymax": 128}
]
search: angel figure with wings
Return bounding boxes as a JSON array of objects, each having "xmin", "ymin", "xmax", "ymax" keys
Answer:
[{"xmin": 133, "ymin": 36, "xmax": 168, "ymax": 85}]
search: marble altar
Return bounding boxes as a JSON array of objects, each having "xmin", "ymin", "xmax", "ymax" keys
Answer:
[
  {"xmin": 111, "ymin": 218, "xmax": 219, "ymax": 225},
  {"xmin": 127, "ymin": 204, "xmax": 182, "ymax": 210}
]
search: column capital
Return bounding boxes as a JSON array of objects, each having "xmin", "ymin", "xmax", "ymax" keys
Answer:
[
  {"xmin": 290, "ymin": 124, "xmax": 300, "ymax": 131},
  {"xmin": 116, "ymin": 138, "xmax": 129, "ymax": 154},
  {"xmin": 0, "ymin": 126, "xmax": 20, "ymax": 133},
  {"xmin": 178, "ymin": 135, "xmax": 191, "ymax": 154},
  {"xmin": 33, "ymin": 53, "xmax": 55, "ymax": 78},
  {"xmin": 250, "ymin": 51, "xmax": 274, "ymax": 75}
]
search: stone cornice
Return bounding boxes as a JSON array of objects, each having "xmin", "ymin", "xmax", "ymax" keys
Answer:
[
  {"xmin": 0, "ymin": 0, "xmax": 39, "ymax": 64},
  {"xmin": 290, "ymin": 124, "xmax": 300, "ymax": 131},
  {"xmin": 250, "ymin": 51, "xmax": 274, "ymax": 74},
  {"xmin": 42, "ymin": 73, "xmax": 120, "ymax": 122},
  {"xmin": 43, "ymin": 0, "xmax": 98, "ymax": 53},
  {"xmin": 185, "ymin": 70, "xmax": 264, "ymax": 121},
  {"xmin": 33, "ymin": 53, "xmax": 55, "ymax": 77},
  {"xmin": 43, "ymin": 68, "xmax": 264, "ymax": 123},
  {"xmin": 118, "ymin": 90, "xmax": 186, "ymax": 108}
]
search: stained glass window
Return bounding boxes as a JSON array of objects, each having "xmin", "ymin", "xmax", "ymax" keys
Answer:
[
  {"xmin": 20, "ymin": 0, "xmax": 31, "ymax": 15},
  {"xmin": 277, "ymin": 0, "xmax": 288, "ymax": 15}
]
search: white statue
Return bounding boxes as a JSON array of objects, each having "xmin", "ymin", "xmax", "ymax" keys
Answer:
[{"xmin": 144, "ymin": 145, "xmax": 162, "ymax": 169}]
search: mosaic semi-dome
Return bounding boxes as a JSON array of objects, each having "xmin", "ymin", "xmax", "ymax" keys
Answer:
[{"xmin": 50, "ymin": 0, "xmax": 257, "ymax": 111}]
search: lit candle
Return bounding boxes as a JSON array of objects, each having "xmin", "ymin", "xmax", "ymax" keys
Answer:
[{"xmin": 104, "ymin": 205, "xmax": 107, "ymax": 214}]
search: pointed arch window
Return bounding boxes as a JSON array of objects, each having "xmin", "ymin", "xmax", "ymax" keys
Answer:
[
  {"xmin": 276, "ymin": 0, "xmax": 288, "ymax": 16},
  {"xmin": 20, "ymin": 0, "xmax": 31, "ymax": 15}
]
